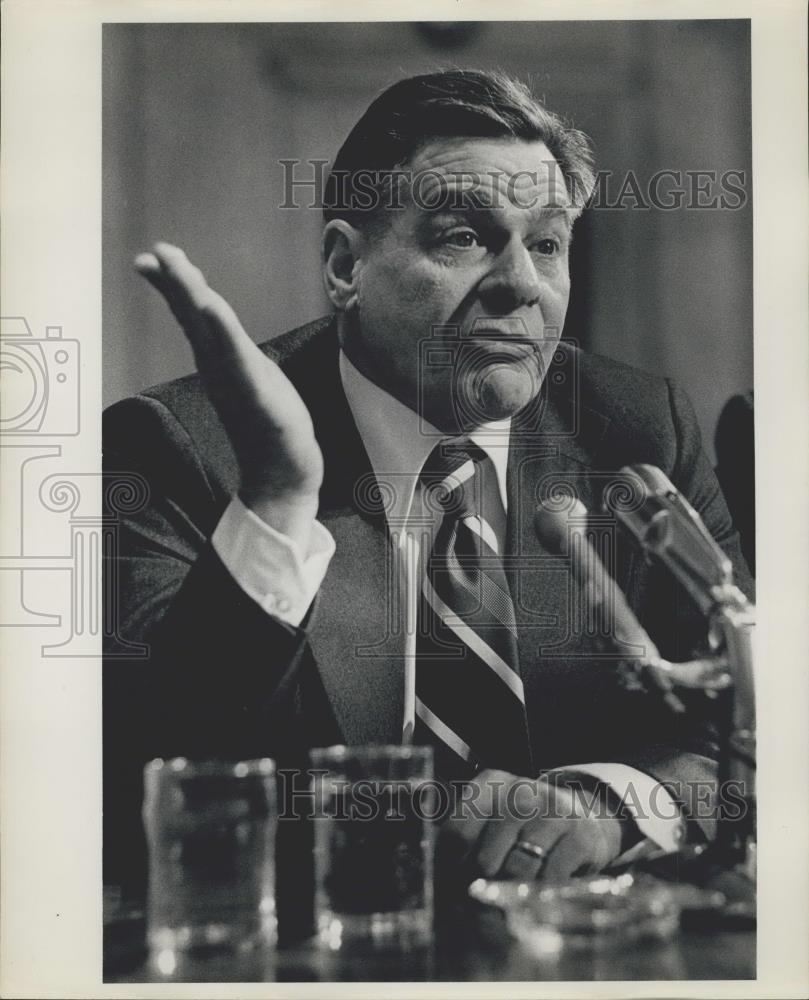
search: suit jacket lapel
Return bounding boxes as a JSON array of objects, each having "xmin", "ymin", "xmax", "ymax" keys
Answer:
[
  {"xmin": 276, "ymin": 327, "xmax": 625, "ymax": 752},
  {"xmin": 311, "ymin": 510, "xmax": 405, "ymax": 745},
  {"xmin": 283, "ymin": 322, "xmax": 405, "ymax": 745},
  {"xmin": 505, "ymin": 347, "xmax": 615, "ymax": 756}
]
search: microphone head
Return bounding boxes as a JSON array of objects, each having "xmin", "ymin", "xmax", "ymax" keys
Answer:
[
  {"xmin": 534, "ymin": 497, "xmax": 588, "ymax": 556},
  {"xmin": 615, "ymin": 463, "xmax": 733, "ymax": 604}
]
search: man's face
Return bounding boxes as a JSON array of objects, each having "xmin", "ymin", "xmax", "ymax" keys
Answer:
[{"xmin": 344, "ymin": 137, "xmax": 573, "ymax": 431}]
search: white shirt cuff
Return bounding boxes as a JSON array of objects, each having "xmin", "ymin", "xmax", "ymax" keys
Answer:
[
  {"xmin": 545, "ymin": 762, "xmax": 686, "ymax": 854},
  {"xmin": 211, "ymin": 495, "xmax": 335, "ymax": 627}
]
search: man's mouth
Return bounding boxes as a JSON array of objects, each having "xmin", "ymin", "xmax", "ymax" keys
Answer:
[
  {"xmin": 460, "ymin": 316, "xmax": 544, "ymax": 358},
  {"xmin": 475, "ymin": 335, "xmax": 537, "ymax": 352},
  {"xmin": 463, "ymin": 333, "xmax": 541, "ymax": 361}
]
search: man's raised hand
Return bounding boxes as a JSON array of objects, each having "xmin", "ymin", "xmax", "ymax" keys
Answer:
[{"xmin": 135, "ymin": 242, "xmax": 324, "ymax": 551}]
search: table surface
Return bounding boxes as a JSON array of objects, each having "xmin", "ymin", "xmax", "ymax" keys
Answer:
[{"xmin": 104, "ymin": 898, "xmax": 755, "ymax": 984}]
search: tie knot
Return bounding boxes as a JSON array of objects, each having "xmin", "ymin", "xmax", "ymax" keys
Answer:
[{"xmin": 420, "ymin": 439, "xmax": 485, "ymax": 517}]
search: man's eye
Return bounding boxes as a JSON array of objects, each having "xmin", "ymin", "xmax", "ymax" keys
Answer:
[
  {"xmin": 531, "ymin": 238, "xmax": 559, "ymax": 256},
  {"xmin": 442, "ymin": 229, "xmax": 481, "ymax": 249}
]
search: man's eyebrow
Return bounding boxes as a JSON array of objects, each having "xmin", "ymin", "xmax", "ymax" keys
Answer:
[
  {"xmin": 528, "ymin": 205, "xmax": 574, "ymax": 225},
  {"xmin": 420, "ymin": 208, "xmax": 473, "ymax": 224}
]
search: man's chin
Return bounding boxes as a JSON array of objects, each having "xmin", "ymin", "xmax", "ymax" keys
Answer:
[{"xmin": 459, "ymin": 364, "xmax": 542, "ymax": 425}]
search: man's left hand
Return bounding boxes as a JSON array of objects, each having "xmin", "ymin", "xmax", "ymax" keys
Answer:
[{"xmin": 441, "ymin": 769, "xmax": 625, "ymax": 882}]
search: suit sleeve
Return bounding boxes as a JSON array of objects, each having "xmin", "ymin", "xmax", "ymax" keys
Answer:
[
  {"xmin": 103, "ymin": 392, "xmax": 326, "ymax": 754},
  {"xmin": 102, "ymin": 393, "xmax": 339, "ymax": 890}
]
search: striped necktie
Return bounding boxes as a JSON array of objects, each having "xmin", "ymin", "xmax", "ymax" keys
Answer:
[{"xmin": 414, "ymin": 440, "xmax": 532, "ymax": 780}]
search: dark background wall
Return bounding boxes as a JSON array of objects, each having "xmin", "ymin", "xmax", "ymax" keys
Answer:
[{"xmin": 103, "ymin": 20, "xmax": 752, "ymax": 460}]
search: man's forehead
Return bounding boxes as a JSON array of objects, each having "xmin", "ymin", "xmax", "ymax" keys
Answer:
[{"xmin": 404, "ymin": 136, "xmax": 571, "ymax": 210}]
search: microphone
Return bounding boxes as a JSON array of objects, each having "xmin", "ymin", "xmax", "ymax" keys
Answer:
[
  {"xmin": 536, "ymin": 473, "xmax": 756, "ymax": 881},
  {"xmin": 613, "ymin": 465, "xmax": 734, "ymax": 615},
  {"xmin": 614, "ymin": 468, "xmax": 757, "ymax": 872},
  {"xmin": 534, "ymin": 498, "xmax": 687, "ymax": 712},
  {"xmin": 613, "ymin": 464, "xmax": 754, "ymax": 731},
  {"xmin": 534, "ymin": 498, "xmax": 658, "ymax": 659}
]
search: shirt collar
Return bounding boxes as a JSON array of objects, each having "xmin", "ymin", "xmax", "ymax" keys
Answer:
[{"xmin": 339, "ymin": 349, "xmax": 511, "ymax": 529}]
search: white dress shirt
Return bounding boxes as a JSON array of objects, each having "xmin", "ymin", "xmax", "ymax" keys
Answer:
[{"xmin": 212, "ymin": 350, "xmax": 684, "ymax": 852}]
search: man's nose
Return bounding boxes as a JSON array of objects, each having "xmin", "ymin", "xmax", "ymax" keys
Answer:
[{"xmin": 478, "ymin": 240, "xmax": 543, "ymax": 314}]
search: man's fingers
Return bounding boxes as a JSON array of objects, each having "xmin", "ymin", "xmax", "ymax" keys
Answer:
[
  {"xmin": 133, "ymin": 251, "xmax": 160, "ymax": 276},
  {"xmin": 134, "ymin": 243, "xmax": 201, "ymax": 334},
  {"xmin": 474, "ymin": 780, "xmax": 560, "ymax": 878},
  {"xmin": 134, "ymin": 242, "xmax": 253, "ymax": 360},
  {"xmin": 132, "ymin": 240, "xmax": 325, "ymax": 534},
  {"xmin": 537, "ymin": 815, "xmax": 622, "ymax": 882},
  {"xmin": 137, "ymin": 241, "xmax": 208, "ymax": 323},
  {"xmin": 134, "ymin": 251, "xmax": 173, "ymax": 301},
  {"xmin": 497, "ymin": 828, "xmax": 562, "ymax": 880},
  {"xmin": 150, "ymin": 241, "xmax": 209, "ymax": 306},
  {"xmin": 133, "ymin": 241, "xmax": 311, "ymax": 426},
  {"xmin": 536, "ymin": 831, "xmax": 593, "ymax": 882}
]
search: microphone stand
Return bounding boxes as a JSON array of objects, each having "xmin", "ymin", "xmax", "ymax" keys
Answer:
[
  {"xmin": 612, "ymin": 466, "xmax": 756, "ymax": 926},
  {"xmin": 710, "ymin": 583, "xmax": 756, "ymax": 877}
]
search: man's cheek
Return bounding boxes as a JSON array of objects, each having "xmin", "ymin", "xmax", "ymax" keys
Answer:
[
  {"xmin": 400, "ymin": 268, "xmax": 448, "ymax": 310},
  {"xmin": 543, "ymin": 287, "xmax": 570, "ymax": 331}
]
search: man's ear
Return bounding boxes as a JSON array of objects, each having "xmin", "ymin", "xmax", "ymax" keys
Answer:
[{"xmin": 322, "ymin": 219, "xmax": 365, "ymax": 312}]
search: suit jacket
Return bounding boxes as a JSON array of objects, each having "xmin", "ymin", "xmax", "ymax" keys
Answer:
[{"xmin": 102, "ymin": 315, "xmax": 753, "ymax": 906}]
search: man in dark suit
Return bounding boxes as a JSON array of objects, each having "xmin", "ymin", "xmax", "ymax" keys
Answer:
[{"xmin": 104, "ymin": 71, "xmax": 752, "ymax": 904}]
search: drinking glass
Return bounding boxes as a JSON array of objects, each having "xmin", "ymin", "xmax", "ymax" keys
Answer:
[
  {"xmin": 142, "ymin": 757, "xmax": 277, "ymax": 954},
  {"xmin": 310, "ymin": 745, "xmax": 435, "ymax": 950}
]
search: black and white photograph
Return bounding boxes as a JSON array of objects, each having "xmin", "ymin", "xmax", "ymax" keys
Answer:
[
  {"xmin": 1, "ymin": 4, "xmax": 808, "ymax": 997},
  {"xmin": 101, "ymin": 17, "xmax": 758, "ymax": 983}
]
